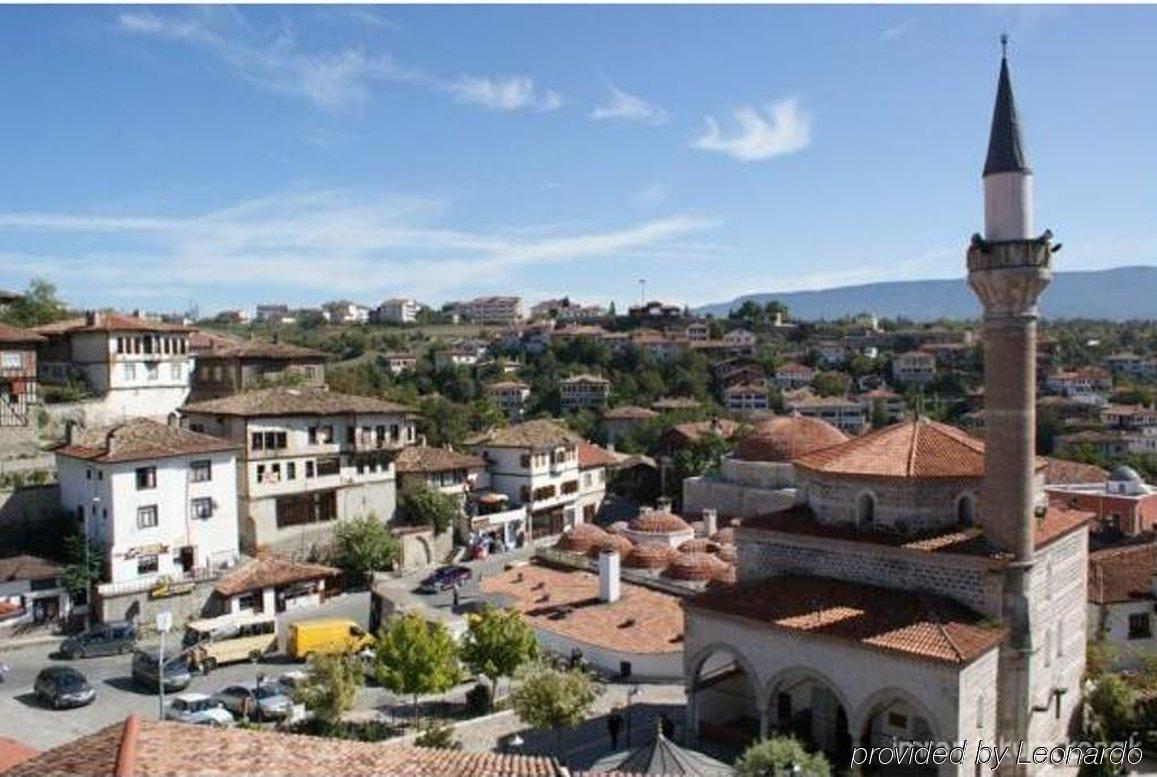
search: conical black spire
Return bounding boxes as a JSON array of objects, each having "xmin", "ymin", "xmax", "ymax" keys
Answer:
[{"xmin": 983, "ymin": 52, "xmax": 1031, "ymax": 177}]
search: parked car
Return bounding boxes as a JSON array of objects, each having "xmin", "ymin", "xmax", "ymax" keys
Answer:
[
  {"xmin": 131, "ymin": 647, "xmax": 192, "ymax": 693},
  {"xmin": 164, "ymin": 692, "xmax": 235, "ymax": 727},
  {"xmin": 34, "ymin": 666, "xmax": 95, "ymax": 709},
  {"xmin": 183, "ymin": 612, "xmax": 277, "ymax": 672},
  {"xmin": 60, "ymin": 621, "xmax": 137, "ymax": 659},
  {"xmin": 213, "ymin": 682, "xmax": 294, "ymax": 722},
  {"xmin": 419, "ymin": 565, "xmax": 472, "ymax": 593},
  {"xmin": 286, "ymin": 618, "xmax": 374, "ymax": 660}
]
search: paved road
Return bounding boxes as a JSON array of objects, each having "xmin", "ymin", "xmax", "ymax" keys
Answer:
[{"xmin": 0, "ymin": 592, "xmax": 378, "ymax": 750}]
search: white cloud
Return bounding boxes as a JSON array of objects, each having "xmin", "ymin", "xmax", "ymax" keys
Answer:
[
  {"xmin": 591, "ymin": 84, "xmax": 668, "ymax": 125},
  {"xmin": 0, "ymin": 189, "xmax": 718, "ymax": 304},
  {"xmin": 447, "ymin": 75, "xmax": 562, "ymax": 113},
  {"xmin": 631, "ymin": 183, "xmax": 669, "ymax": 209},
  {"xmin": 880, "ymin": 20, "xmax": 916, "ymax": 42},
  {"xmin": 691, "ymin": 98, "xmax": 811, "ymax": 162}
]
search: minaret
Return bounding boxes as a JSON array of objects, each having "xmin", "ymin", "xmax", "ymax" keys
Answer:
[{"xmin": 967, "ymin": 39, "xmax": 1054, "ymax": 769}]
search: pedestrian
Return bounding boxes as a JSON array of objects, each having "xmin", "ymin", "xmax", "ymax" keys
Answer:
[
  {"xmin": 452, "ymin": 582, "xmax": 460, "ymax": 609},
  {"xmin": 607, "ymin": 707, "xmax": 623, "ymax": 750}
]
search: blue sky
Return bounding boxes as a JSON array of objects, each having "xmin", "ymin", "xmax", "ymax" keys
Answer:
[{"xmin": 1, "ymin": 5, "xmax": 1155, "ymax": 315}]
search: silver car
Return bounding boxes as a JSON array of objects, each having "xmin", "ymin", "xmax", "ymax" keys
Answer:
[
  {"xmin": 164, "ymin": 692, "xmax": 235, "ymax": 727},
  {"xmin": 213, "ymin": 682, "xmax": 293, "ymax": 721}
]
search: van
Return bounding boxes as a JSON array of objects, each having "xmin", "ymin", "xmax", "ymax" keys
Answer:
[
  {"xmin": 287, "ymin": 618, "xmax": 373, "ymax": 661},
  {"xmin": 131, "ymin": 647, "xmax": 192, "ymax": 693},
  {"xmin": 183, "ymin": 612, "xmax": 277, "ymax": 672}
]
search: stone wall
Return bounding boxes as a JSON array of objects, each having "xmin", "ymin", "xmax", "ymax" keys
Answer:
[
  {"xmin": 0, "ymin": 483, "xmax": 62, "ymax": 555},
  {"xmin": 801, "ymin": 472, "xmax": 982, "ymax": 535},
  {"xmin": 737, "ymin": 531, "xmax": 1002, "ymax": 617},
  {"xmin": 682, "ymin": 475, "xmax": 797, "ymax": 519},
  {"xmin": 96, "ymin": 578, "xmax": 218, "ymax": 629}
]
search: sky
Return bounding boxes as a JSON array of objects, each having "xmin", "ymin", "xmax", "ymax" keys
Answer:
[{"xmin": 1, "ymin": 4, "xmax": 1155, "ymax": 316}]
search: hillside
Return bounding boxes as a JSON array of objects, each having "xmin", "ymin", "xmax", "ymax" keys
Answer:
[{"xmin": 697, "ymin": 266, "xmax": 1157, "ymax": 322}]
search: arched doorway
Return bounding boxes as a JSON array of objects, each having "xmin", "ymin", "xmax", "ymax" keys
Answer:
[
  {"xmin": 689, "ymin": 647, "xmax": 761, "ymax": 749},
  {"xmin": 857, "ymin": 492, "xmax": 876, "ymax": 526},
  {"xmin": 767, "ymin": 670, "xmax": 852, "ymax": 768},
  {"xmin": 858, "ymin": 692, "xmax": 938, "ymax": 775},
  {"xmin": 956, "ymin": 494, "xmax": 975, "ymax": 527}
]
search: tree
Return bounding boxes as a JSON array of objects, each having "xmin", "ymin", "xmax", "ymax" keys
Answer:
[
  {"xmin": 400, "ymin": 484, "xmax": 459, "ymax": 536},
  {"xmin": 374, "ymin": 613, "xmax": 461, "ymax": 724},
  {"xmin": 331, "ymin": 514, "xmax": 399, "ymax": 582},
  {"xmin": 509, "ymin": 660, "xmax": 599, "ymax": 750},
  {"xmin": 59, "ymin": 533, "xmax": 103, "ymax": 603},
  {"xmin": 734, "ymin": 735, "xmax": 831, "ymax": 777},
  {"xmin": 810, "ymin": 370, "xmax": 851, "ymax": 397},
  {"xmin": 0, "ymin": 278, "xmax": 68, "ymax": 328},
  {"xmin": 293, "ymin": 653, "xmax": 364, "ymax": 732},
  {"xmin": 461, "ymin": 606, "xmax": 539, "ymax": 707},
  {"xmin": 1085, "ymin": 675, "xmax": 1137, "ymax": 743}
]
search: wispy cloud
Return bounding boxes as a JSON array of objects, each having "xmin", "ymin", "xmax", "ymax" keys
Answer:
[
  {"xmin": 343, "ymin": 8, "xmax": 400, "ymax": 31},
  {"xmin": 591, "ymin": 84, "xmax": 668, "ymax": 125},
  {"xmin": 880, "ymin": 19, "xmax": 917, "ymax": 42},
  {"xmin": 691, "ymin": 98, "xmax": 811, "ymax": 162},
  {"xmin": 446, "ymin": 75, "xmax": 562, "ymax": 113},
  {"xmin": 631, "ymin": 183, "xmax": 669, "ymax": 209},
  {"xmin": 116, "ymin": 8, "xmax": 561, "ymax": 115},
  {"xmin": 0, "ymin": 189, "xmax": 718, "ymax": 305}
]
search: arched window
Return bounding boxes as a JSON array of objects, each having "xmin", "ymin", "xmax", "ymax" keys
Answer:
[
  {"xmin": 957, "ymin": 494, "xmax": 975, "ymax": 526},
  {"xmin": 857, "ymin": 492, "xmax": 876, "ymax": 526}
]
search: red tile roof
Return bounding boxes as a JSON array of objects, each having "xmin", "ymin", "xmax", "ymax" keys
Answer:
[
  {"xmin": 55, "ymin": 418, "xmax": 240, "ymax": 464},
  {"xmin": 686, "ymin": 574, "xmax": 1005, "ymax": 665},
  {"xmin": 555, "ymin": 523, "xmax": 610, "ymax": 554},
  {"xmin": 3, "ymin": 717, "xmax": 567, "ymax": 777},
  {"xmin": 214, "ymin": 556, "xmax": 339, "ymax": 598},
  {"xmin": 623, "ymin": 544, "xmax": 680, "ymax": 570},
  {"xmin": 794, "ymin": 418, "xmax": 988, "ymax": 479},
  {"xmin": 182, "ymin": 387, "xmax": 413, "ymax": 418},
  {"xmin": 1042, "ymin": 457, "xmax": 1109, "ymax": 485},
  {"xmin": 1089, "ymin": 544, "xmax": 1157, "ymax": 604},
  {"xmin": 578, "ymin": 441, "xmax": 619, "ymax": 469},
  {"xmin": 33, "ymin": 312, "xmax": 191, "ymax": 335},
  {"xmin": 662, "ymin": 552, "xmax": 726, "ymax": 582},
  {"xmin": 465, "ymin": 419, "xmax": 582, "ymax": 449},
  {"xmin": 394, "ymin": 446, "xmax": 485, "ymax": 474},
  {"xmin": 733, "ymin": 415, "xmax": 848, "ymax": 463},
  {"xmin": 0, "ymin": 738, "xmax": 36, "ymax": 772},
  {"xmin": 0, "ymin": 323, "xmax": 44, "ymax": 344}
]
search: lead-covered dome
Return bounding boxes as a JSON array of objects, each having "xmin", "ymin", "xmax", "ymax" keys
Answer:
[{"xmin": 733, "ymin": 415, "xmax": 848, "ymax": 463}]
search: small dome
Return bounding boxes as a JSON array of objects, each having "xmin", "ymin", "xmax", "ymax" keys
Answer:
[
  {"xmin": 679, "ymin": 538, "xmax": 718, "ymax": 554},
  {"xmin": 712, "ymin": 563, "xmax": 737, "ymax": 584},
  {"xmin": 555, "ymin": 523, "xmax": 608, "ymax": 554},
  {"xmin": 709, "ymin": 526, "xmax": 736, "ymax": 544},
  {"xmin": 662, "ymin": 552, "xmax": 724, "ymax": 582},
  {"xmin": 733, "ymin": 415, "xmax": 848, "ymax": 463},
  {"xmin": 1109, "ymin": 465, "xmax": 1143, "ymax": 483},
  {"xmin": 586, "ymin": 533, "xmax": 634, "ymax": 559},
  {"xmin": 624, "ymin": 545, "xmax": 679, "ymax": 570},
  {"xmin": 629, "ymin": 510, "xmax": 693, "ymax": 534}
]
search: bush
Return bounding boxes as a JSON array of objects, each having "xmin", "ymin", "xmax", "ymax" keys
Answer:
[
  {"xmin": 414, "ymin": 719, "xmax": 462, "ymax": 750},
  {"xmin": 465, "ymin": 683, "xmax": 493, "ymax": 716},
  {"xmin": 735, "ymin": 735, "xmax": 831, "ymax": 777},
  {"xmin": 330, "ymin": 514, "xmax": 399, "ymax": 583}
]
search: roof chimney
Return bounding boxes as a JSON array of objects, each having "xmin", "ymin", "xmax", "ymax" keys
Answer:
[
  {"xmin": 598, "ymin": 550, "xmax": 621, "ymax": 604},
  {"xmin": 702, "ymin": 508, "xmax": 718, "ymax": 538}
]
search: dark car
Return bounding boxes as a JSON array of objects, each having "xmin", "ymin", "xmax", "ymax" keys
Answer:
[
  {"xmin": 131, "ymin": 648, "xmax": 192, "ymax": 693},
  {"xmin": 34, "ymin": 666, "xmax": 96, "ymax": 709},
  {"xmin": 419, "ymin": 565, "xmax": 472, "ymax": 593},
  {"xmin": 60, "ymin": 621, "xmax": 137, "ymax": 659}
]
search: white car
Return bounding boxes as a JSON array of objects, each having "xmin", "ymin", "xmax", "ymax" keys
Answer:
[{"xmin": 164, "ymin": 692, "xmax": 236, "ymax": 727}]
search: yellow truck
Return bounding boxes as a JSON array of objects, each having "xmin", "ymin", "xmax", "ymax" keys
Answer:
[{"xmin": 287, "ymin": 618, "xmax": 374, "ymax": 660}]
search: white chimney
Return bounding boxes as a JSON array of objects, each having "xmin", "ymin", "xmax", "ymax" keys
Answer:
[
  {"xmin": 656, "ymin": 496, "xmax": 673, "ymax": 513},
  {"xmin": 598, "ymin": 550, "xmax": 621, "ymax": 604},
  {"xmin": 702, "ymin": 508, "xmax": 718, "ymax": 538}
]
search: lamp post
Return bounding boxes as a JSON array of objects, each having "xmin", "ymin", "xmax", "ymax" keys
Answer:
[
  {"xmin": 155, "ymin": 611, "xmax": 173, "ymax": 721},
  {"xmin": 87, "ymin": 496, "xmax": 99, "ymax": 625},
  {"xmin": 625, "ymin": 684, "xmax": 640, "ymax": 747}
]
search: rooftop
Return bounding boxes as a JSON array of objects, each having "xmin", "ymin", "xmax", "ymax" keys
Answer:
[
  {"xmin": 214, "ymin": 556, "xmax": 340, "ymax": 598},
  {"xmin": 189, "ymin": 331, "xmax": 326, "ymax": 361},
  {"xmin": 182, "ymin": 387, "xmax": 413, "ymax": 418},
  {"xmin": 2, "ymin": 716, "xmax": 566, "ymax": 777},
  {"xmin": 685, "ymin": 574, "xmax": 1005, "ymax": 665},
  {"xmin": 394, "ymin": 446, "xmax": 485, "ymax": 474},
  {"xmin": 479, "ymin": 563, "xmax": 684, "ymax": 655},
  {"xmin": 1089, "ymin": 544, "xmax": 1157, "ymax": 605},
  {"xmin": 0, "ymin": 554, "xmax": 62, "ymax": 583},
  {"xmin": 733, "ymin": 415, "xmax": 848, "ymax": 463},
  {"xmin": 793, "ymin": 418, "xmax": 991, "ymax": 479},
  {"xmin": 465, "ymin": 419, "xmax": 582, "ymax": 449},
  {"xmin": 33, "ymin": 312, "xmax": 191, "ymax": 335},
  {"xmin": 0, "ymin": 322, "xmax": 44, "ymax": 344},
  {"xmin": 602, "ymin": 405, "xmax": 659, "ymax": 420},
  {"xmin": 55, "ymin": 418, "xmax": 240, "ymax": 464},
  {"xmin": 577, "ymin": 441, "xmax": 619, "ymax": 469}
]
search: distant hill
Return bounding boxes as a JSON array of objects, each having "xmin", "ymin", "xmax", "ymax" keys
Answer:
[{"xmin": 696, "ymin": 266, "xmax": 1157, "ymax": 322}]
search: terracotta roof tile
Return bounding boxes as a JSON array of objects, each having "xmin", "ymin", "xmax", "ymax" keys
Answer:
[
  {"xmin": 0, "ymin": 554, "xmax": 62, "ymax": 582},
  {"xmin": 55, "ymin": 418, "xmax": 240, "ymax": 464},
  {"xmin": 662, "ymin": 552, "xmax": 726, "ymax": 582},
  {"xmin": 0, "ymin": 323, "xmax": 43, "ymax": 344},
  {"xmin": 602, "ymin": 405, "xmax": 658, "ymax": 420},
  {"xmin": 734, "ymin": 415, "xmax": 848, "ymax": 463},
  {"xmin": 555, "ymin": 523, "xmax": 610, "ymax": 554},
  {"xmin": 214, "ymin": 556, "xmax": 339, "ymax": 598},
  {"xmin": 585, "ymin": 533, "xmax": 634, "ymax": 559},
  {"xmin": 794, "ymin": 418, "xmax": 986, "ymax": 478},
  {"xmin": 1088, "ymin": 544, "xmax": 1157, "ymax": 604},
  {"xmin": 577, "ymin": 441, "xmax": 618, "ymax": 469},
  {"xmin": 465, "ymin": 419, "xmax": 582, "ymax": 449},
  {"xmin": 623, "ymin": 544, "xmax": 680, "ymax": 570},
  {"xmin": 686, "ymin": 574, "xmax": 1005, "ymax": 665},
  {"xmin": 394, "ymin": 446, "xmax": 485, "ymax": 474},
  {"xmin": 33, "ymin": 313, "xmax": 191, "ymax": 335},
  {"xmin": 629, "ymin": 511, "xmax": 693, "ymax": 534},
  {"xmin": 0, "ymin": 738, "xmax": 36, "ymax": 772},
  {"xmin": 1042, "ymin": 457, "xmax": 1109, "ymax": 485},
  {"xmin": 183, "ymin": 387, "xmax": 413, "ymax": 418}
]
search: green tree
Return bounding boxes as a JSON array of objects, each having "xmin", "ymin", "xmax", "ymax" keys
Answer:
[
  {"xmin": 374, "ymin": 613, "xmax": 461, "ymax": 724},
  {"xmin": 509, "ymin": 660, "xmax": 599, "ymax": 751},
  {"xmin": 331, "ymin": 514, "xmax": 399, "ymax": 582},
  {"xmin": 59, "ymin": 533, "xmax": 103, "ymax": 602},
  {"xmin": 400, "ymin": 484, "xmax": 459, "ymax": 535},
  {"xmin": 0, "ymin": 278, "xmax": 69, "ymax": 327},
  {"xmin": 1086, "ymin": 675, "xmax": 1137, "ymax": 742},
  {"xmin": 810, "ymin": 370, "xmax": 851, "ymax": 397},
  {"xmin": 460, "ymin": 606, "xmax": 539, "ymax": 707},
  {"xmin": 734, "ymin": 735, "xmax": 831, "ymax": 777},
  {"xmin": 293, "ymin": 653, "xmax": 364, "ymax": 732}
]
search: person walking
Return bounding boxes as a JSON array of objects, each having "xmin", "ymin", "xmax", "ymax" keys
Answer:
[{"xmin": 607, "ymin": 707, "xmax": 624, "ymax": 750}]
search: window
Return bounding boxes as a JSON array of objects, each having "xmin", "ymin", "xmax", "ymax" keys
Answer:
[
  {"xmin": 857, "ymin": 492, "xmax": 875, "ymax": 526},
  {"xmin": 190, "ymin": 460, "xmax": 212, "ymax": 482},
  {"xmin": 286, "ymin": 462, "xmax": 296, "ymax": 480},
  {"xmin": 305, "ymin": 460, "xmax": 315, "ymax": 478},
  {"xmin": 136, "ymin": 467, "xmax": 156, "ymax": 490},
  {"xmin": 347, "ymin": 426, "xmax": 356, "ymax": 445},
  {"xmin": 137, "ymin": 505, "xmax": 159, "ymax": 529},
  {"xmin": 115, "ymin": 338, "xmax": 125, "ymax": 355},
  {"xmin": 316, "ymin": 457, "xmax": 340, "ymax": 477},
  {"xmin": 137, "ymin": 555, "xmax": 159, "ymax": 575},
  {"xmin": 957, "ymin": 494, "xmax": 975, "ymax": 526},
  {"xmin": 308, "ymin": 426, "xmax": 318, "ymax": 444},
  {"xmin": 251, "ymin": 432, "xmax": 263, "ymax": 450},
  {"xmin": 520, "ymin": 454, "xmax": 531, "ymax": 468},
  {"xmin": 263, "ymin": 431, "xmax": 287, "ymax": 450},
  {"xmin": 256, "ymin": 464, "xmax": 265, "ymax": 482},
  {"xmin": 191, "ymin": 497, "xmax": 214, "ymax": 519},
  {"xmin": 1129, "ymin": 613, "xmax": 1152, "ymax": 640},
  {"xmin": 147, "ymin": 362, "xmax": 159, "ymax": 380}
]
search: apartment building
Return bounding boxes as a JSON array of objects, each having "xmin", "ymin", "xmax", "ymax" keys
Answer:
[
  {"xmin": 321, "ymin": 301, "xmax": 370, "ymax": 325},
  {"xmin": 446, "ymin": 296, "xmax": 523, "ymax": 325},
  {"xmin": 722, "ymin": 382, "xmax": 771, "ymax": 413},
  {"xmin": 374, "ymin": 298, "xmax": 420, "ymax": 325},
  {"xmin": 466, "ymin": 419, "xmax": 585, "ymax": 537},
  {"xmin": 1043, "ymin": 367, "xmax": 1112, "ymax": 403},
  {"xmin": 559, "ymin": 374, "xmax": 610, "ymax": 412},
  {"xmin": 486, "ymin": 380, "xmax": 531, "ymax": 421},
  {"xmin": 181, "ymin": 387, "xmax": 416, "ymax": 555},
  {"xmin": 188, "ymin": 332, "xmax": 326, "ymax": 402},
  {"xmin": 1102, "ymin": 352, "xmax": 1152, "ymax": 379},
  {"xmin": 382, "ymin": 353, "xmax": 417, "ymax": 375},
  {"xmin": 34, "ymin": 312, "xmax": 194, "ymax": 423},
  {"xmin": 783, "ymin": 390, "xmax": 867, "ymax": 433},
  {"xmin": 773, "ymin": 362, "xmax": 814, "ymax": 390},
  {"xmin": 255, "ymin": 305, "xmax": 295, "ymax": 325},
  {"xmin": 55, "ymin": 419, "xmax": 241, "ymax": 586},
  {"xmin": 891, "ymin": 349, "xmax": 937, "ymax": 386},
  {"xmin": 0, "ymin": 323, "xmax": 42, "ymax": 436}
]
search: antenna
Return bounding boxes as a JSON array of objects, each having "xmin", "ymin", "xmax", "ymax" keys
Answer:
[{"xmin": 1000, "ymin": 33, "xmax": 1009, "ymax": 59}]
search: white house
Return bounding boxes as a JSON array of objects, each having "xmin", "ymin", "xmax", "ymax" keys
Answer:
[
  {"xmin": 892, "ymin": 350, "xmax": 937, "ymax": 386},
  {"xmin": 560, "ymin": 374, "xmax": 610, "ymax": 412},
  {"xmin": 34, "ymin": 312, "xmax": 194, "ymax": 424},
  {"xmin": 321, "ymin": 301, "xmax": 370, "ymax": 325},
  {"xmin": 773, "ymin": 362, "xmax": 814, "ymax": 390},
  {"xmin": 181, "ymin": 387, "xmax": 416, "ymax": 556},
  {"xmin": 467, "ymin": 419, "xmax": 586, "ymax": 537},
  {"xmin": 374, "ymin": 298, "xmax": 420, "ymax": 325},
  {"xmin": 55, "ymin": 418, "xmax": 241, "ymax": 587},
  {"xmin": 723, "ymin": 328, "xmax": 757, "ymax": 349},
  {"xmin": 486, "ymin": 380, "xmax": 531, "ymax": 421},
  {"xmin": 382, "ymin": 353, "xmax": 417, "ymax": 375},
  {"xmin": 1088, "ymin": 544, "xmax": 1157, "ymax": 669},
  {"xmin": 722, "ymin": 382, "xmax": 771, "ymax": 413}
]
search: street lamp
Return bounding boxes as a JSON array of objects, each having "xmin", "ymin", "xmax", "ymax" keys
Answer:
[
  {"xmin": 155, "ymin": 611, "xmax": 173, "ymax": 721},
  {"xmin": 625, "ymin": 684, "xmax": 640, "ymax": 747},
  {"xmin": 87, "ymin": 496, "xmax": 99, "ymax": 625}
]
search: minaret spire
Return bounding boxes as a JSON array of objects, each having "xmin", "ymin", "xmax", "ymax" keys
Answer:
[
  {"xmin": 983, "ymin": 38, "xmax": 1030, "ymax": 177},
  {"xmin": 981, "ymin": 36, "xmax": 1033, "ymax": 241}
]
